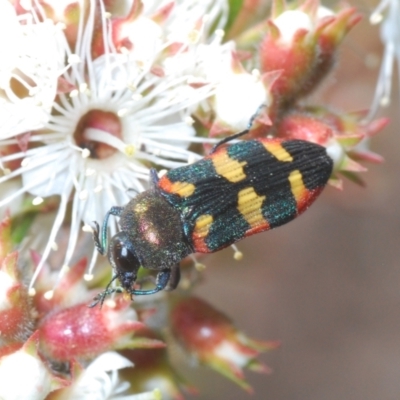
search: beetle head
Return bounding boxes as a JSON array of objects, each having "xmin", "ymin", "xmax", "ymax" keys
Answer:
[{"xmin": 108, "ymin": 231, "xmax": 141, "ymax": 292}]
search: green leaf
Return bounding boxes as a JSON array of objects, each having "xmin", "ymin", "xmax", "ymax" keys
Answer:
[{"xmin": 10, "ymin": 211, "xmax": 37, "ymax": 244}]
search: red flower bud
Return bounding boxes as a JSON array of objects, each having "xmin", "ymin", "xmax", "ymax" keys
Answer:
[
  {"xmin": 38, "ymin": 298, "xmax": 143, "ymax": 362},
  {"xmin": 170, "ymin": 296, "xmax": 279, "ymax": 392}
]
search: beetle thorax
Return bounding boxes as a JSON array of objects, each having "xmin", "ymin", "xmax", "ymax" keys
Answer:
[{"xmin": 119, "ymin": 189, "xmax": 191, "ymax": 270}]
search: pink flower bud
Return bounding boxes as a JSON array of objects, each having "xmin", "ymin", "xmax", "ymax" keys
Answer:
[
  {"xmin": 276, "ymin": 108, "xmax": 387, "ymax": 187},
  {"xmin": 0, "ymin": 216, "xmax": 35, "ymax": 346},
  {"xmin": 259, "ymin": 1, "xmax": 361, "ymax": 101},
  {"xmin": 260, "ymin": 10, "xmax": 317, "ymax": 101},
  {"xmin": 170, "ymin": 296, "xmax": 279, "ymax": 392},
  {"xmin": 277, "ymin": 111, "xmax": 334, "ymax": 145},
  {"xmin": 38, "ymin": 298, "xmax": 143, "ymax": 362}
]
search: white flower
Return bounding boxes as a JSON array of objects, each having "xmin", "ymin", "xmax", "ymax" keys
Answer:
[
  {"xmin": 0, "ymin": 333, "xmax": 66, "ymax": 400},
  {"xmin": 0, "ymin": 0, "xmax": 229, "ymax": 291},
  {"xmin": 368, "ymin": 0, "xmax": 400, "ymax": 119},
  {"xmin": 54, "ymin": 351, "xmax": 161, "ymax": 400},
  {"xmin": 214, "ymin": 67, "xmax": 269, "ymax": 131},
  {"xmin": 0, "ymin": 0, "xmax": 64, "ymax": 139},
  {"xmin": 211, "ymin": 53, "xmax": 280, "ymax": 133}
]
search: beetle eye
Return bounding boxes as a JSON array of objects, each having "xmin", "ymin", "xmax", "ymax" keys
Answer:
[{"xmin": 109, "ymin": 233, "xmax": 141, "ymax": 274}]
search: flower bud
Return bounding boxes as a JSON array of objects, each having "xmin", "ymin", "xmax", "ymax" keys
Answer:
[
  {"xmin": 210, "ymin": 52, "xmax": 278, "ymax": 138},
  {"xmin": 38, "ymin": 298, "xmax": 143, "ymax": 362},
  {"xmin": 0, "ymin": 215, "xmax": 35, "ymax": 346},
  {"xmin": 276, "ymin": 108, "xmax": 388, "ymax": 187},
  {"xmin": 259, "ymin": 1, "xmax": 361, "ymax": 102},
  {"xmin": 120, "ymin": 327, "xmax": 195, "ymax": 400},
  {"xmin": 170, "ymin": 296, "xmax": 279, "ymax": 392}
]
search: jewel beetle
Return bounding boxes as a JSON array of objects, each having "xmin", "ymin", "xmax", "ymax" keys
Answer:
[{"xmin": 91, "ymin": 130, "xmax": 333, "ymax": 306}]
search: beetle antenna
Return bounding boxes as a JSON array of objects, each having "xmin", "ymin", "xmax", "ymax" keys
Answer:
[{"xmin": 211, "ymin": 103, "xmax": 267, "ymax": 153}]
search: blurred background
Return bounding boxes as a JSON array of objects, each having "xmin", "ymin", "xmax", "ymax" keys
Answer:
[{"xmin": 184, "ymin": 5, "xmax": 400, "ymax": 400}]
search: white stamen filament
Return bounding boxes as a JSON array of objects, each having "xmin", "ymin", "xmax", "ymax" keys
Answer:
[
  {"xmin": 370, "ymin": 0, "xmax": 390, "ymax": 24},
  {"xmin": 84, "ymin": 128, "xmax": 129, "ymax": 153},
  {"xmin": 28, "ymin": 180, "xmax": 73, "ymax": 290},
  {"xmin": 87, "ymin": 248, "xmax": 99, "ymax": 275}
]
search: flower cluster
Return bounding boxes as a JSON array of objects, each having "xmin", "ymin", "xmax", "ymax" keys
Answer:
[{"xmin": 0, "ymin": 0, "xmax": 388, "ymax": 398}]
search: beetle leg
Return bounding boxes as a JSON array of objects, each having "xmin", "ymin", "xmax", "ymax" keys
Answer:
[
  {"xmin": 92, "ymin": 221, "xmax": 103, "ymax": 254},
  {"xmin": 135, "ymin": 264, "xmax": 180, "ymax": 291},
  {"xmin": 165, "ymin": 264, "xmax": 181, "ymax": 291},
  {"xmin": 130, "ymin": 269, "xmax": 171, "ymax": 296},
  {"xmin": 92, "ymin": 206, "xmax": 124, "ymax": 255}
]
